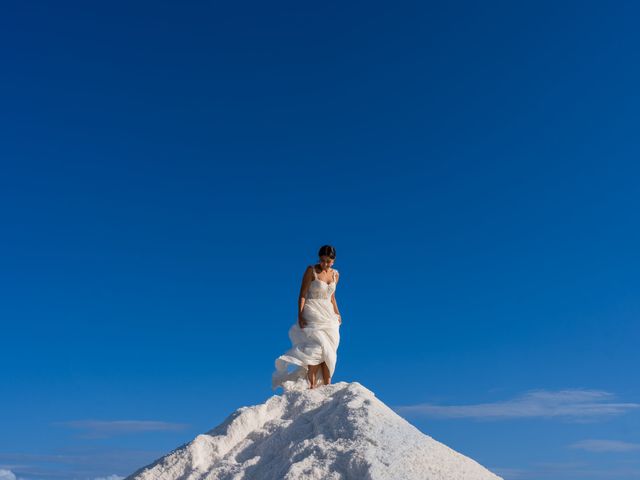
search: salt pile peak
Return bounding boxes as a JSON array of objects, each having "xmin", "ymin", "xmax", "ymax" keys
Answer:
[{"xmin": 125, "ymin": 381, "xmax": 502, "ymax": 480}]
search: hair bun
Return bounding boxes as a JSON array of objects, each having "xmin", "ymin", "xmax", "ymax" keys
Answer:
[{"xmin": 318, "ymin": 245, "xmax": 336, "ymax": 259}]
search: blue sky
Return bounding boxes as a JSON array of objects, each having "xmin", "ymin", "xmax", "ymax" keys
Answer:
[{"xmin": 1, "ymin": 1, "xmax": 639, "ymax": 479}]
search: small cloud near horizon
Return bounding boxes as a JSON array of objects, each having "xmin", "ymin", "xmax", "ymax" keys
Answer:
[
  {"xmin": 392, "ymin": 389, "xmax": 640, "ymax": 421},
  {"xmin": 53, "ymin": 420, "xmax": 189, "ymax": 438},
  {"xmin": 0, "ymin": 469, "xmax": 17, "ymax": 480},
  {"xmin": 489, "ymin": 461, "xmax": 640, "ymax": 479},
  {"xmin": 569, "ymin": 439, "xmax": 640, "ymax": 452},
  {"xmin": 0, "ymin": 449, "xmax": 163, "ymax": 480}
]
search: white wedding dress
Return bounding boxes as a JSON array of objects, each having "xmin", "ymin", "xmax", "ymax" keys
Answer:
[{"xmin": 272, "ymin": 266, "xmax": 341, "ymax": 392}]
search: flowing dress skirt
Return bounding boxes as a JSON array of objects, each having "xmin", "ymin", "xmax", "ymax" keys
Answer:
[{"xmin": 272, "ymin": 298, "xmax": 341, "ymax": 392}]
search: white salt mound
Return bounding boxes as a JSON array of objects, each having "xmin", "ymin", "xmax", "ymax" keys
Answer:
[{"xmin": 125, "ymin": 381, "xmax": 502, "ymax": 480}]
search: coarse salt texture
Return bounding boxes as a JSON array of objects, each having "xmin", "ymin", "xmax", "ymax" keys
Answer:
[{"xmin": 125, "ymin": 381, "xmax": 502, "ymax": 480}]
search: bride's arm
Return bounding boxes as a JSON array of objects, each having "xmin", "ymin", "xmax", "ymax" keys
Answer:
[
  {"xmin": 298, "ymin": 266, "xmax": 314, "ymax": 326},
  {"xmin": 331, "ymin": 272, "xmax": 341, "ymax": 321},
  {"xmin": 331, "ymin": 294, "xmax": 341, "ymax": 323}
]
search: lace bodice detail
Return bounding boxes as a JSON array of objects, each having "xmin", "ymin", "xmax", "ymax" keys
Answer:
[{"xmin": 305, "ymin": 266, "xmax": 338, "ymax": 300}]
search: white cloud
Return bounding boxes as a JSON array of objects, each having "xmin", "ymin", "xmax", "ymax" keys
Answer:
[
  {"xmin": 93, "ymin": 475, "xmax": 124, "ymax": 480},
  {"xmin": 489, "ymin": 461, "xmax": 640, "ymax": 479},
  {"xmin": 0, "ymin": 469, "xmax": 17, "ymax": 480},
  {"xmin": 0, "ymin": 450, "xmax": 161, "ymax": 480},
  {"xmin": 491, "ymin": 466, "xmax": 528, "ymax": 478},
  {"xmin": 569, "ymin": 439, "xmax": 640, "ymax": 452},
  {"xmin": 52, "ymin": 420, "xmax": 189, "ymax": 438},
  {"xmin": 392, "ymin": 389, "xmax": 640, "ymax": 421}
]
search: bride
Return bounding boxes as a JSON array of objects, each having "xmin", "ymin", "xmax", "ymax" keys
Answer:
[{"xmin": 272, "ymin": 245, "xmax": 342, "ymax": 391}]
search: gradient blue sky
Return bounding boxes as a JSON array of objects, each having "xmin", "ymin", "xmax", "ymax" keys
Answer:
[{"xmin": 2, "ymin": 1, "xmax": 639, "ymax": 479}]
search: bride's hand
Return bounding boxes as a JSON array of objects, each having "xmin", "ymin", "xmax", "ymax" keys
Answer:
[{"xmin": 337, "ymin": 314, "xmax": 342, "ymax": 324}]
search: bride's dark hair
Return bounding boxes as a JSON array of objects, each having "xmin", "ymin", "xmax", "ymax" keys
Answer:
[{"xmin": 318, "ymin": 245, "xmax": 336, "ymax": 259}]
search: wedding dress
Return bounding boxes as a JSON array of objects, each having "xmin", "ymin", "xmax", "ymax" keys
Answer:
[{"xmin": 272, "ymin": 266, "xmax": 341, "ymax": 392}]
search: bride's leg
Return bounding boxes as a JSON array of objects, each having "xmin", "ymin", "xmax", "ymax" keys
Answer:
[
  {"xmin": 320, "ymin": 362, "xmax": 331, "ymax": 385},
  {"xmin": 307, "ymin": 364, "xmax": 319, "ymax": 389}
]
